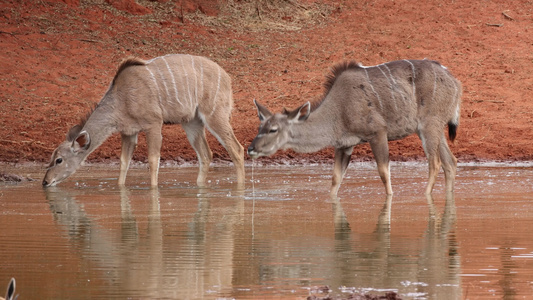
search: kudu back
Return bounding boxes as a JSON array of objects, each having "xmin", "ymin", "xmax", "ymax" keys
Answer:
[
  {"xmin": 43, "ymin": 54, "xmax": 245, "ymax": 187},
  {"xmin": 248, "ymin": 59, "xmax": 461, "ymax": 195}
]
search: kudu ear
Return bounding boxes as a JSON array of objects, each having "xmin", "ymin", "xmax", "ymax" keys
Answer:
[
  {"xmin": 253, "ymin": 99, "xmax": 272, "ymax": 122},
  {"xmin": 71, "ymin": 131, "xmax": 91, "ymax": 153},
  {"xmin": 6, "ymin": 278, "xmax": 15, "ymax": 300},
  {"xmin": 286, "ymin": 101, "xmax": 311, "ymax": 123},
  {"xmin": 66, "ymin": 125, "xmax": 83, "ymax": 142}
]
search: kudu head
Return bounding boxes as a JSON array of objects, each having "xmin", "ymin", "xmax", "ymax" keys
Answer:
[
  {"xmin": 42, "ymin": 125, "xmax": 91, "ymax": 187},
  {"xmin": 247, "ymin": 99, "xmax": 311, "ymax": 159}
]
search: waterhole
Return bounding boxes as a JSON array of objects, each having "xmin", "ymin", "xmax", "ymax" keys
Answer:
[{"xmin": 1, "ymin": 162, "xmax": 533, "ymax": 299}]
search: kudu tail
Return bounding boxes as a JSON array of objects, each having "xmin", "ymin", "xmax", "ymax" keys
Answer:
[
  {"xmin": 448, "ymin": 122, "xmax": 458, "ymax": 142},
  {"xmin": 448, "ymin": 103, "xmax": 460, "ymax": 143}
]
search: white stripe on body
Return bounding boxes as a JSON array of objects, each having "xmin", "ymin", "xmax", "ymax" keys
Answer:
[
  {"xmin": 364, "ymin": 68, "xmax": 383, "ymax": 110},
  {"xmin": 383, "ymin": 63, "xmax": 409, "ymax": 105},
  {"xmin": 161, "ymin": 56, "xmax": 183, "ymax": 107},
  {"xmin": 146, "ymin": 54, "xmax": 174, "ymax": 64},
  {"xmin": 209, "ymin": 66, "xmax": 222, "ymax": 116},
  {"xmin": 404, "ymin": 59, "xmax": 417, "ymax": 97},
  {"xmin": 180, "ymin": 55, "xmax": 194, "ymax": 112},
  {"xmin": 452, "ymin": 74, "xmax": 460, "ymax": 124},
  {"xmin": 152, "ymin": 61, "xmax": 172, "ymax": 103},
  {"xmin": 190, "ymin": 55, "xmax": 198, "ymax": 110},
  {"xmin": 145, "ymin": 66, "xmax": 163, "ymax": 106},
  {"xmin": 432, "ymin": 67, "xmax": 437, "ymax": 104},
  {"xmin": 145, "ymin": 57, "xmax": 158, "ymax": 64},
  {"xmin": 440, "ymin": 63, "xmax": 461, "ymax": 124},
  {"xmin": 377, "ymin": 64, "xmax": 398, "ymax": 112},
  {"xmin": 199, "ymin": 58, "xmax": 204, "ymax": 102},
  {"xmin": 382, "ymin": 63, "xmax": 398, "ymax": 85}
]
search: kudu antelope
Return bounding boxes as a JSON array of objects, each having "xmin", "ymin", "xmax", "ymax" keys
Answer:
[
  {"xmin": 43, "ymin": 54, "xmax": 245, "ymax": 187},
  {"xmin": 248, "ymin": 59, "xmax": 461, "ymax": 195}
]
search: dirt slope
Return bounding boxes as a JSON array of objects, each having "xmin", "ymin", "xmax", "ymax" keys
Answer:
[{"xmin": 1, "ymin": 0, "xmax": 532, "ymax": 165}]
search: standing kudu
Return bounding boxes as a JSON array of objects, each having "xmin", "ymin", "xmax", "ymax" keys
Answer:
[
  {"xmin": 43, "ymin": 54, "xmax": 245, "ymax": 187},
  {"xmin": 248, "ymin": 59, "xmax": 461, "ymax": 196}
]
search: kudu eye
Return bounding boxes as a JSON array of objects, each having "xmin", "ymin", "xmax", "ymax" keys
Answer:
[
  {"xmin": 55, "ymin": 158, "xmax": 63, "ymax": 165},
  {"xmin": 269, "ymin": 128, "xmax": 278, "ymax": 134}
]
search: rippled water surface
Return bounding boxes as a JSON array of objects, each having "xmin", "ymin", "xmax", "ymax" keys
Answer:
[{"xmin": 1, "ymin": 162, "xmax": 533, "ymax": 299}]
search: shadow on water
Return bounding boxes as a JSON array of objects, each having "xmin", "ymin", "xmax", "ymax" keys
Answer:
[{"xmin": 326, "ymin": 192, "xmax": 461, "ymax": 298}]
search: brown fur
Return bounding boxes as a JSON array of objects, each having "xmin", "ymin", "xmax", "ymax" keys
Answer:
[
  {"xmin": 311, "ymin": 61, "xmax": 361, "ymax": 111},
  {"xmin": 249, "ymin": 59, "xmax": 462, "ymax": 196},
  {"xmin": 43, "ymin": 54, "xmax": 245, "ymax": 187},
  {"xmin": 74, "ymin": 103, "xmax": 98, "ymax": 131},
  {"xmin": 112, "ymin": 57, "xmax": 146, "ymax": 84}
]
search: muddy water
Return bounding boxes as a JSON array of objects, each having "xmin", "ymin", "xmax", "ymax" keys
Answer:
[{"xmin": 1, "ymin": 162, "xmax": 533, "ymax": 299}]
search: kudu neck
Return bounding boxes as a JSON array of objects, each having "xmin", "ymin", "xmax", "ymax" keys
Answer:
[
  {"xmin": 288, "ymin": 105, "xmax": 335, "ymax": 153},
  {"xmin": 80, "ymin": 104, "xmax": 118, "ymax": 154}
]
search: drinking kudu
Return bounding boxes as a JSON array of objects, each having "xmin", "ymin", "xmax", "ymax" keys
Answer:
[
  {"xmin": 43, "ymin": 54, "xmax": 245, "ymax": 187},
  {"xmin": 248, "ymin": 59, "xmax": 461, "ymax": 196}
]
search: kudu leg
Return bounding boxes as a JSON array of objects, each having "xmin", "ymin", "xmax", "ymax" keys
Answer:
[
  {"xmin": 426, "ymin": 155, "xmax": 442, "ymax": 195},
  {"xmin": 118, "ymin": 133, "xmax": 138, "ymax": 185},
  {"xmin": 370, "ymin": 132, "xmax": 393, "ymax": 195},
  {"xmin": 331, "ymin": 146, "xmax": 354, "ymax": 196},
  {"xmin": 418, "ymin": 125, "xmax": 442, "ymax": 194},
  {"xmin": 203, "ymin": 115, "xmax": 245, "ymax": 185},
  {"xmin": 439, "ymin": 134, "xmax": 457, "ymax": 192},
  {"xmin": 183, "ymin": 118, "xmax": 213, "ymax": 186},
  {"xmin": 145, "ymin": 127, "xmax": 163, "ymax": 187}
]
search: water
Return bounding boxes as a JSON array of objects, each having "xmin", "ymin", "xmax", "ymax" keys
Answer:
[{"xmin": 1, "ymin": 162, "xmax": 533, "ymax": 299}]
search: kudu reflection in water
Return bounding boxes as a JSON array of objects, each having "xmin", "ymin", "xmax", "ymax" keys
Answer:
[
  {"xmin": 45, "ymin": 186, "xmax": 460, "ymax": 298},
  {"xmin": 46, "ymin": 187, "xmax": 244, "ymax": 299},
  {"xmin": 43, "ymin": 54, "xmax": 245, "ymax": 188},
  {"xmin": 47, "ymin": 188, "xmax": 162, "ymax": 296},
  {"xmin": 326, "ymin": 193, "xmax": 461, "ymax": 298},
  {"xmin": 249, "ymin": 59, "xmax": 462, "ymax": 196}
]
